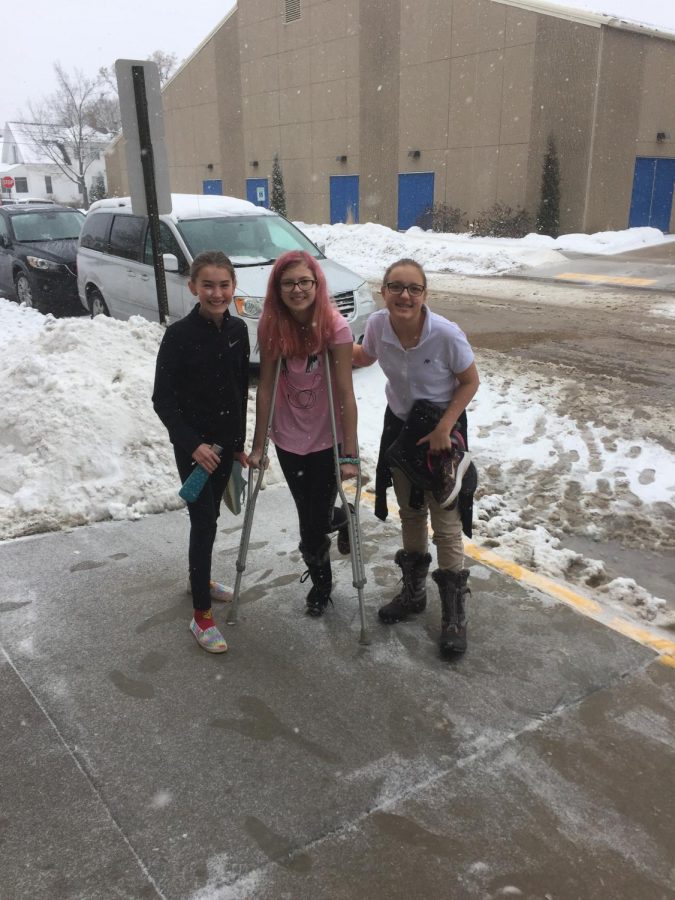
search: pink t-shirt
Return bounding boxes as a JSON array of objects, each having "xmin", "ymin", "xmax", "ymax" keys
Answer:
[{"xmin": 271, "ymin": 314, "xmax": 352, "ymax": 455}]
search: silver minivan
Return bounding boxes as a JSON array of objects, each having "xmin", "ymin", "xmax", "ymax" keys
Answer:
[{"xmin": 77, "ymin": 194, "xmax": 375, "ymax": 361}]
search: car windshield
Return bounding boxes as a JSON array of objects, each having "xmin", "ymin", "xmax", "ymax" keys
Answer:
[
  {"xmin": 11, "ymin": 210, "xmax": 85, "ymax": 242},
  {"xmin": 176, "ymin": 214, "xmax": 322, "ymax": 263}
]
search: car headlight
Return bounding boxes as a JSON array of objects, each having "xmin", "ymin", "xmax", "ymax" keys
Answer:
[
  {"xmin": 355, "ymin": 281, "xmax": 375, "ymax": 310},
  {"xmin": 27, "ymin": 256, "xmax": 61, "ymax": 271},
  {"xmin": 234, "ymin": 295, "xmax": 264, "ymax": 318}
]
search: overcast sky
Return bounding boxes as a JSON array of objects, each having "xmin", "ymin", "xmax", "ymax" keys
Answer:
[{"xmin": 1, "ymin": 0, "xmax": 673, "ymax": 131}]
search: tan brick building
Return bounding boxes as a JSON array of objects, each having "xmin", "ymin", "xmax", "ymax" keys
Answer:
[{"xmin": 105, "ymin": 0, "xmax": 675, "ymax": 233}]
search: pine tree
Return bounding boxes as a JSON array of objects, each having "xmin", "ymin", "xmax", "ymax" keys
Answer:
[
  {"xmin": 89, "ymin": 173, "xmax": 107, "ymax": 203},
  {"xmin": 536, "ymin": 135, "xmax": 561, "ymax": 238},
  {"xmin": 271, "ymin": 155, "xmax": 287, "ymax": 217}
]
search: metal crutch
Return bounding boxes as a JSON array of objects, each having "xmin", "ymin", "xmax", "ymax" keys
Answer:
[
  {"xmin": 323, "ymin": 349, "xmax": 370, "ymax": 646},
  {"xmin": 226, "ymin": 357, "xmax": 282, "ymax": 626}
]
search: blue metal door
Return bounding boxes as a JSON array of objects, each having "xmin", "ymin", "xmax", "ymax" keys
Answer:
[
  {"xmin": 246, "ymin": 178, "xmax": 269, "ymax": 208},
  {"xmin": 629, "ymin": 157, "xmax": 675, "ymax": 231},
  {"xmin": 651, "ymin": 159, "xmax": 675, "ymax": 232},
  {"xmin": 329, "ymin": 175, "xmax": 359, "ymax": 224},
  {"xmin": 202, "ymin": 179, "xmax": 223, "ymax": 195},
  {"xmin": 398, "ymin": 172, "xmax": 434, "ymax": 231}
]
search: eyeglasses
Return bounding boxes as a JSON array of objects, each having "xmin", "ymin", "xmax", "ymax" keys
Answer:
[
  {"xmin": 385, "ymin": 281, "xmax": 425, "ymax": 297},
  {"xmin": 280, "ymin": 277, "xmax": 317, "ymax": 292}
]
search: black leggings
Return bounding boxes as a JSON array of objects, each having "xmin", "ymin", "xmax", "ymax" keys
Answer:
[
  {"xmin": 174, "ymin": 445, "xmax": 233, "ymax": 612},
  {"xmin": 275, "ymin": 445, "xmax": 338, "ymax": 557}
]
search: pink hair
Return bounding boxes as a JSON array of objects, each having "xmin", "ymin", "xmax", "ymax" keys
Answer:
[{"xmin": 257, "ymin": 251, "xmax": 339, "ymax": 360}]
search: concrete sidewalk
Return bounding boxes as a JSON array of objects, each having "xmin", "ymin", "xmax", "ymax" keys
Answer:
[{"xmin": 1, "ymin": 482, "xmax": 674, "ymax": 899}]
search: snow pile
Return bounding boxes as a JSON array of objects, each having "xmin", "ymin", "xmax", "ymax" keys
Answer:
[
  {"xmin": 522, "ymin": 226, "xmax": 673, "ymax": 255},
  {"xmin": 0, "ymin": 302, "xmax": 183, "ymax": 535},
  {"xmin": 1, "ymin": 299, "xmax": 671, "ymax": 627},
  {"xmin": 297, "ymin": 221, "xmax": 565, "ymax": 279},
  {"xmin": 297, "ymin": 221, "xmax": 675, "ymax": 281}
]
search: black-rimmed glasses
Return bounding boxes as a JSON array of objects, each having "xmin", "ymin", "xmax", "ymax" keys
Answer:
[
  {"xmin": 280, "ymin": 277, "xmax": 317, "ymax": 292},
  {"xmin": 385, "ymin": 281, "xmax": 425, "ymax": 297}
]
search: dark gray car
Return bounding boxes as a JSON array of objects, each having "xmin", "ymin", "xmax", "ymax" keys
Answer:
[{"xmin": 0, "ymin": 204, "xmax": 85, "ymax": 315}]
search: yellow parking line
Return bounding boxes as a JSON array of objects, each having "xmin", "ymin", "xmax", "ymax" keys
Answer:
[
  {"xmin": 463, "ymin": 540, "xmax": 675, "ymax": 667},
  {"xmin": 463, "ymin": 541, "xmax": 601, "ymax": 613},
  {"xmin": 353, "ymin": 488, "xmax": 675, "ymax": 666},
  {"xmin": 554, "ymin": 272, "xmax": 656, "ymax": 287}
]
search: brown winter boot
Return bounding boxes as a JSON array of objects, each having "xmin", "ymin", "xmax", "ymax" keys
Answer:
[
  {"xmin": 432, "ymin": 568, "xmax": 470, "ymax": 655},
  {"xmin": 378, "ymin": 550, "xmax": 432, "ymax": 623}
]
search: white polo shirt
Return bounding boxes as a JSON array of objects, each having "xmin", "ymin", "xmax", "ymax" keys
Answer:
[{"xmin": 362, "ymin": 306, "xmax": 474, "ymax": 419}]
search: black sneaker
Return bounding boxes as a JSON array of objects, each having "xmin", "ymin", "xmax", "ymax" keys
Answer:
[{"xmin": 430, "ymin": 434, "xmax": 471, "ymax": 509}]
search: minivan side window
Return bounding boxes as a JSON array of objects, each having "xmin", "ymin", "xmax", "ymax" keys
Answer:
[
  {"xmin": 144, "ymin": 222, "xmax": 189, "ymax": 273},
  {"xmin": 80, "ymin": 212, "xmax": 113, "ymax": 252},
  {"xmin": 109, "ymin": 215, "xmax": 146, "ymax": 261}
]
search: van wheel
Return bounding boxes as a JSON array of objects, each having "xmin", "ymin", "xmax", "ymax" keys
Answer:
[
  {"xmin": 15, "ymin": 273, "xmax": 37, "ymax": 310},
  {"xmin": 89, "ymin": 288, "xmax": 110, "ymax": 318}
]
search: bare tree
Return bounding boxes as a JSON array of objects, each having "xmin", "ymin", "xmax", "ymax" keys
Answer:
[
  {"xmin": 86, "ymin": 93, "xmax": 121, "ymax": 135},
  {"xmin": 146, "ymin": 50, "xmax": 178, "ymax": 85},
  {"xmin": 21, "ymin": 64, "xmax": 108, "ymax": 208},
  {"xmin": 18, "ymin": 53, "xmax": 178, "ymax": 207}
]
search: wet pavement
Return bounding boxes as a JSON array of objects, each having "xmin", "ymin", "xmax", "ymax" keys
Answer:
[
  {"xmin": 2, "ymin": 481, "xmax": 674, "ymax": 899},
  {"xmin": 508, "ymin": 237, "xmax": 675, "ymax": 292}
]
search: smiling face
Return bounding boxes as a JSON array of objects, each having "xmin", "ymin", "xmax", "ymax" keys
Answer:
[
  {"xmin": 381, "ymin": 262, "xmax": 427, "ymax": 329},
  {"xmin": 278, "ymin": 262, "xmax": 317, "ymax": 322},
  {"xmin": 189, "ymin": 264, "xmax": 236, "ymax": 322}
]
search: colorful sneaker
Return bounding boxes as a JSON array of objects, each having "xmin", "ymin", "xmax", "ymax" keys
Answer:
[
  {"xmin": 208, "ymin": 581, "xmax": 234, "ymax": 602},
  {"xmin": 429, "ymin": 433, "xmax": 472, "ymax": 509},
  {"xmin": 189, "ymin": 618, "xmax": 228, "ymax": 653},
  {"xmin": 187, "ymin": 580, "xmax": 234, "ymax": 602}
]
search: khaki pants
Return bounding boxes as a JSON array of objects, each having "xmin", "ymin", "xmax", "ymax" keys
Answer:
[{"xmin": 391, "ymin": 468, "xmax": 464, "ymax": 571}]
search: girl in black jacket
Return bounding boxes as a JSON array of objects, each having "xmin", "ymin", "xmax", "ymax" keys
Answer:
[{"xmin": 153, "ymin": 251, "xmax": 249, "ymax": 653}]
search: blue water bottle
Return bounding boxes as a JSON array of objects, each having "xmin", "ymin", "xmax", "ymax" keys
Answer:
[{"xmin": 179, "ymin": 444, "xmax": 223, "ymax": 503}]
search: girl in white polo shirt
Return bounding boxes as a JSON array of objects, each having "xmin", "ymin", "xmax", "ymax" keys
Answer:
[
  {"xmin": 353, "ymin": 258, "xmax": 480, "ymax": 655},
  {"xmin": 249, "ymin": 250, "xmax": 359, "ymax": 617}
]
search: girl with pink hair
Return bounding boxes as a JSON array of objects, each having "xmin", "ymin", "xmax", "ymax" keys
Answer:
[{"xmin": 249, "ymin": 251, "xmax": 359, "ymax": 617}]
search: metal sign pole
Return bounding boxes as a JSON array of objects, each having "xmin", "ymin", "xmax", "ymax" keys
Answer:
[{"xmin": 131, "ymin": 65, "xmax": 169, "ymax": 325}]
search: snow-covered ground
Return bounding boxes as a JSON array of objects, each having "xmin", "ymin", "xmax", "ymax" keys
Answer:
[
  {"xmin": 297, "ymin": 221, "xmax": 675, "ymax": 280},
  {"xmin": 0, "ymin": 225, "xmax": 673, "ymax": 629}
]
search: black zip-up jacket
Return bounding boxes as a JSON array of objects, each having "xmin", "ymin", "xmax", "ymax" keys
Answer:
[{"xmin": 152, "ymin": 304, "xmax": 250, "ymax": 455}]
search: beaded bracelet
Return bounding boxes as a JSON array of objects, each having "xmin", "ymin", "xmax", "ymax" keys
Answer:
[{"xmin": 339, "ymin": 456, "xmax": 360, "ymax": 465}]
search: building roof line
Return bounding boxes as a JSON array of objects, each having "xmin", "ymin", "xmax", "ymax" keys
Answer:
[
  {"xmin": 106, "ymin": 4, "xmax": 238, "ymax": 154},
  {"xmin": 491, "ymin": 0, "xmax": 675, "ymax": 41},
  {"xmin": 162, "ymin": 4, "xmax": 237, "ymax": 92}
]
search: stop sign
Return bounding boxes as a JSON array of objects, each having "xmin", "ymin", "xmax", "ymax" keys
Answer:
[{"xmin": 2, "ymin": 176, "xmax": 14, "ymax": 189}]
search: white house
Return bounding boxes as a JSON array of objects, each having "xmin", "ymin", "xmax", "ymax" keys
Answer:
[{"xmin": 0, "ymin": 122, "xmax": 109, "ymax": 206}]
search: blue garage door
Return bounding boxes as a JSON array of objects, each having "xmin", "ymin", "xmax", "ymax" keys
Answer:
[
  {"xmin": 398, "ymin": 172, "xmax": 434, "ymax": 231},
  {"xmin": 246, "ymin": 178, "xmax": 269, "ymax": 208},
  {"xmin": 203, "ymin": 179, "xmax": 223, "ymax": 195},
  {"xmin": 330, "ymin": 175, "xmax": 359, "ymax": 224},
  {"xmin": 629, "ymin": 157, "xmax": 675, "ymax": 232}
]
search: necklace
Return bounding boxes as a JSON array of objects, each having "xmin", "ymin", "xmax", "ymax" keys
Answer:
[{"xmin": 281, "ymin": 356, "xmax": 321, "ymax": 410}]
